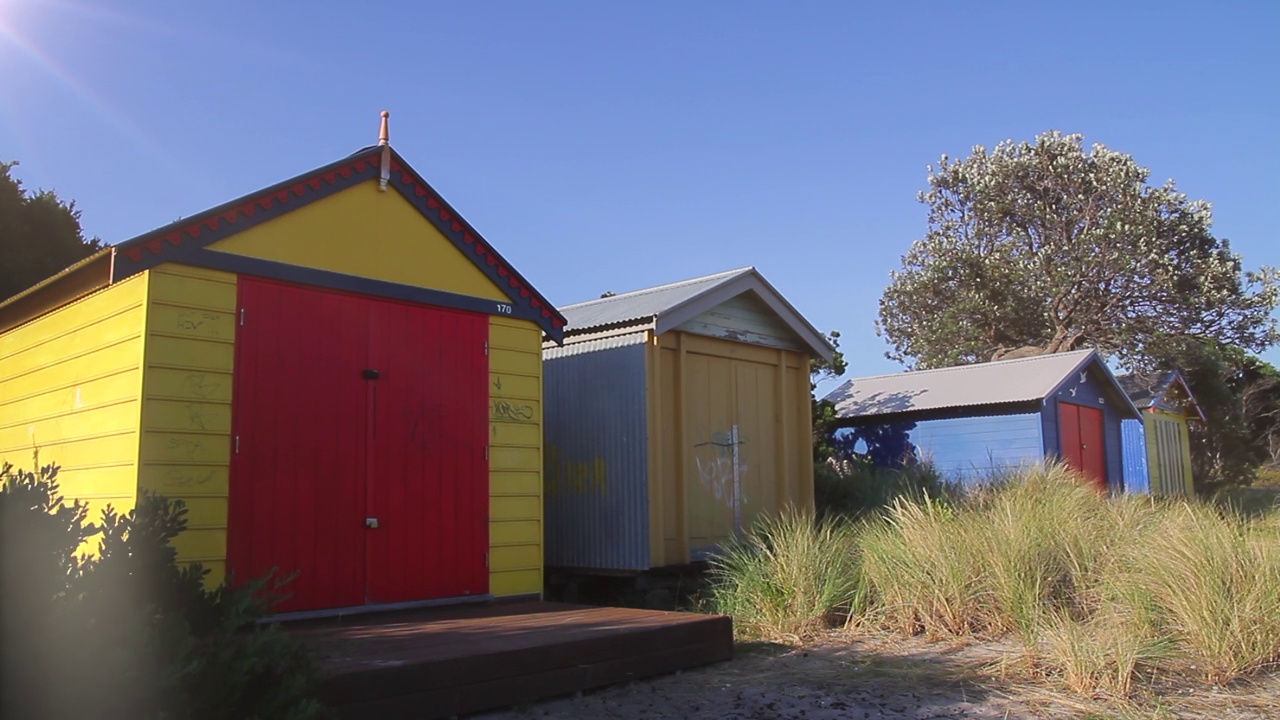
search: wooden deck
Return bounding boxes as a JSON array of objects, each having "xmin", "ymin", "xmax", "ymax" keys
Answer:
[{"xmin": 293, "ymin": 601, "xmax": 734, "ymax": 719}]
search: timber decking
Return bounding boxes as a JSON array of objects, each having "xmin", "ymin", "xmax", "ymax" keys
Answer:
[{"xmin": 295, "ymin": 601, "xmax": 734, "ymax": 719}]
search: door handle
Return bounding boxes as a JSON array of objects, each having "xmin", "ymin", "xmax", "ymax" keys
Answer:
[
  {"xmin": 363, "ymin": 369, "xmax": 381, "ymax": 380},
  {"xmin": 365, "ymin": 517, "xmax": 379, "ymax": 529}
]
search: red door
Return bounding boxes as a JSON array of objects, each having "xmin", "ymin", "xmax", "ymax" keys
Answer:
[
  {"xmin": 228, "ymin": 277, "xmax": 489, "ymax": 613},
  {"xmin": 365, "ymin": 300, "xmax": 489, "ymax": 603},
  {"xmin": 1059, "ymin": 402, "xmax": 1106, "ymax": 490}
]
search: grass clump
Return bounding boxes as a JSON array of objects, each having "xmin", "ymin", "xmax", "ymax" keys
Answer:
[
  {"xmin": 711, "ymin": 461, "xmax": 1280, "ymax": 698},
  {"xmin": 708, "ymin": 508, "xmax": 863, "ymax": 642},
  {"xmin": 1134, "ymin": 501, "xmax": 1280, "ymax": 682}
]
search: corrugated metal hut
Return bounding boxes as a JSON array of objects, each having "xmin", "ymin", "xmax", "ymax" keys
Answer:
[
  {"xmin": 823, "ymin": 350, "xmax": 1142, "ymax": 490},
  {"xmin": 542, "ymin": 267, "xmax": 834, "ymax": 572},
  {"xmin": 0, "ymin": 124, "xmax": 565, "ymax": 613},
  {"xmin": 1117, "ymin": 371, "xmax": 1204, "ymax": 497}
]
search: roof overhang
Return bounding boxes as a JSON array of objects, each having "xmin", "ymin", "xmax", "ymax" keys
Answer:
[{"xmin": 558, "ymin": 268, "xmax": 834, "ymax": 362}]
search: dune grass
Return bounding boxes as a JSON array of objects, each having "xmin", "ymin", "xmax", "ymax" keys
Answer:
[
  {"xmin": 708, "ymin": 463, "xmax": 1280, "ymax": 696},
  {"xmin": 706, "ymin": 508, "xmax": 864, "ymax": 642}
]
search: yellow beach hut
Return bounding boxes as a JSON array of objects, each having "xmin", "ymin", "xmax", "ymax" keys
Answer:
[
  {"xmin": 0, "ymin": 116, "xmax": 563, "ymax": 613},
  {"xmin": 1118, "ymin": 371, "xmax": 1205, "ymax": 496}
]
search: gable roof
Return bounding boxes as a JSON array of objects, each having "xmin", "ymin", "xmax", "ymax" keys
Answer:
[
  {"xmin": 556, "ymin": 267, "xmax": 834, "ymax": 361},
  {"xmin": 0, "ymin": 145, "xmax": 567, "ymax": 340},
  {"xmin": 824, "ymin": 349, "xmax": 1141, "ymax": 420},
  {"xmin": 1117, "ymin": 370, "xmax": 1206, "ymax": 422}
]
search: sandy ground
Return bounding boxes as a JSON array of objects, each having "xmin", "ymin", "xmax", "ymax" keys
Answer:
[{"xmin": 477, "ymin": 633, "xmax": 1280, "ymax": 720}]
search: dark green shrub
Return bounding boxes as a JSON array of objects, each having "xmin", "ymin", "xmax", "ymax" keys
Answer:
[
  {"xmin": 0, "ymin": 462, "xmax": 330, "ymax": 720},
  {"xmin": 814, "ymin": 458, "xmax": 944, "ymax": 519}
]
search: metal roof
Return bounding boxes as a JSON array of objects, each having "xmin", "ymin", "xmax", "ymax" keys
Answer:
[
  {"xmin": 1117, "ymin": 370, "xmax": 1206, "ymax": 422},
  {"xmin": 824, "ymin": 349, "xmax": 1139, "ymax": 419},
  {"xmin": 556, "ymin": 267, "xmax": 834, "ymax": 361}
]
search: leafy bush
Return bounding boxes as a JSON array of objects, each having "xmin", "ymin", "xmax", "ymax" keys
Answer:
[
  {"xmin": 814, "ymin": 458, "xmax": 943, "ymax": 519},
  {"xmin": 0, "ymin": 462, "xmax": 330, "ymax": 720}
]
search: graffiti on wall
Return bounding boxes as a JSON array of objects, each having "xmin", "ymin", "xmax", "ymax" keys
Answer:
[
  {"xmin": 693, "ymin": 426, "xmax": 748, "ymax": 536},
  {"xmin": 545, "ymin": 443, "xmax": 608, "ymax": 498},
  {"xmin": 491, "ymin": 399, "xmax": 535, "ymax": 423}
]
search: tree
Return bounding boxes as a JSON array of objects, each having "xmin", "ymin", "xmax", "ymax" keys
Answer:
[
  {"xmin": 877, "ymin": 132, "xmax": 1278, "ymax": 371},
  {"xmin": 0, "ymin": 161, "xmax": 104, "ymax": 302},
  {"xmin": 1143, "ymin": 339, "xmax": 1280, "ymax": 489},
  {"xmin": 811, "ymin": 330, "xmax": 847, "ymax": 461}
]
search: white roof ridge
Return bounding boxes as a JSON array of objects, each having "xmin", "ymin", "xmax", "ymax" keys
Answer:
[
  {"xmin": 837, "ymin": 348, "xmax": 1095, "ymax": 385},
  {"xmin": 559, "ymin": 266, "xmax": 755, "ymax": 311}
]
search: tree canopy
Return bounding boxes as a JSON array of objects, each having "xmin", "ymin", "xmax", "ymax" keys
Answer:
[
  {"xmin": 0, "ymin": 161, "xmax": 104, "ymax": 303},
  {"xmin": 877, "ymin": 132, "xmax": 1279, "ymax": 370}
]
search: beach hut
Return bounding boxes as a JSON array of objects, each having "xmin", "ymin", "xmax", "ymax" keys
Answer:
[
  {"xmin": 0, "ymin": 116, "xmax": 565, "ymax": 613},
  {"xmin": 542, "ymin": 267, "xmax": 834, "ymax": 572},
  {"xmin": 823, "ymin": 350, "xmax": 1142, "ymax": 489},
  {"xmin": 1117, "ymin": 371, "xmax": 1204, "ymax": 497}
]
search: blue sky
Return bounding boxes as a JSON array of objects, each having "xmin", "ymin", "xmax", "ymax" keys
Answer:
[{"xmin": 2, "ymin": 1, "xmax": 1277, "ymax": 386}]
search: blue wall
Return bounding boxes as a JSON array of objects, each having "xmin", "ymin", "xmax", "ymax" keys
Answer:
[
  {"xmin": 1121, "ymin": 419, "xmax": 1151, "ymax": 494},
  {"xmin": 838, "ymin": 412, "xmax": 1044, "ymax": 486}
]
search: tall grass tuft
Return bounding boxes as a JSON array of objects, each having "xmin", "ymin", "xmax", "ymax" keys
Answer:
[
  {"xmin": 1133, "ymin": 501, "xmax": 1280, "ymax": 683},
  {"xmin": 711, "ymin": 462, "xmax": 1280, "ymax": 692},
  {"xmin": 858, "ymin": 464, "xmax": 1126, "ymax": 641},
  {"xmin": 708, "ymin": 508, "xmax": 863, "ymax": 641}
]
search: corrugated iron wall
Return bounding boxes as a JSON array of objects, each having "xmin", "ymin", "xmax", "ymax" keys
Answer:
[
  {"xmin": 1121, "ymin": 418, "xmax": 1150, "ymax": 494},
  {"xmin": 543, "ymin": 333, "xmax": 650, "ymax": 570}
]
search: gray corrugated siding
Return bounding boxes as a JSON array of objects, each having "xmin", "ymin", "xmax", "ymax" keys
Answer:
[
  {"xmin": 1121, "ymin": 419, "xmax": 1150, "ymax": 494},
  {"xmin": 543, "ymin": 334, "xmax": 650, "ymax": 571}
]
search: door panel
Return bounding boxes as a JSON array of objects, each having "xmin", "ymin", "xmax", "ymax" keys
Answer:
[
  {"xmin": 228, "ymin": 279, "xmax": 368, "ymax": 612},
  {"xmin": 1059, "ymin": 403, "xmax": 1082, "ymax": 471},
  {"xmin": 229, "ymin": 277, "xmax": 490, "ymax": 613},
  {"xmin": 1058, "ymin": 401, "xmax": 1106, "ymax": 490},
  {"xmin": 732, "ymin": 360, "xmax": 779, "ymax": 531},
  {"xmin": 1078, "ymin": 405, "xmax": 1106, "ymax": 489},
  {"xmin": 686, "ymin": 353, "xmax": 736, "ymax": 549},
  {"xmin": 365, "ymin": 301, "xmax": 489, "ymax": 603}
]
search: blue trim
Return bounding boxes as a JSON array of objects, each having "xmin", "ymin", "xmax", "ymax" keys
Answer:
[{"xmin": 179, "ymin": 250, "xmax": 549, "ymax": 323}]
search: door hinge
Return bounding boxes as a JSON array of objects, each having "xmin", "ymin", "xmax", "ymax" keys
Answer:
[
  {"xmin": 239, "ymin": 308, "xmax": 245, "ymax": 326},
  {"xmin": 485, "ymin": 551, "xmax": 490, "ymax": 569},
  {"xmin": 234, "ymin": 435, "xmax": 240, "ymax": 454},
  {"xmin": 484, "ymin": 445, "xmax": 490, "ymax": 461},
  {"xmin": 484, "ymin": 341, "xmax": 489, "ymax": 356}
]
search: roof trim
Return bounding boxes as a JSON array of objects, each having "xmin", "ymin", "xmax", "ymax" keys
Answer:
[
  {"xmin": 0, "ymin": 250, "xmax": 113, "ymax": 334},
  {"xmin": 562, "ymin": 267, "xmax": 834, "ymax": 361},
  {"xmin": 2, "ymin": 146, "xmax": 567, "ymax": 340},
  {"xmin": 1120, "ymin": 369, "xmax": 1207, "ymax": 423},
  {"xmin": 1164, "ymin": 370, "xmax": 1207, "ymax": 422}
]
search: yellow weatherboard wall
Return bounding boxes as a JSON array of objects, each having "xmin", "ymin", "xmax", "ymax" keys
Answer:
[
  {"xmin": 1144, "ymin": 409, "xmax": 1194, "ymax": 497},
  {"xmin": 487, "ymin": 316, "xmax": 545, "ymax": 596},
  {"xmin": 0, "ymin": 274, "xmax": 148, "ymax": 527},
  {"xmin": 137, "ymin": 264, "xmax": 238, "ymax": 585},
  {"xmin": 206, "ymin": 180, "xmax": 509, "ymax": 302}
]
